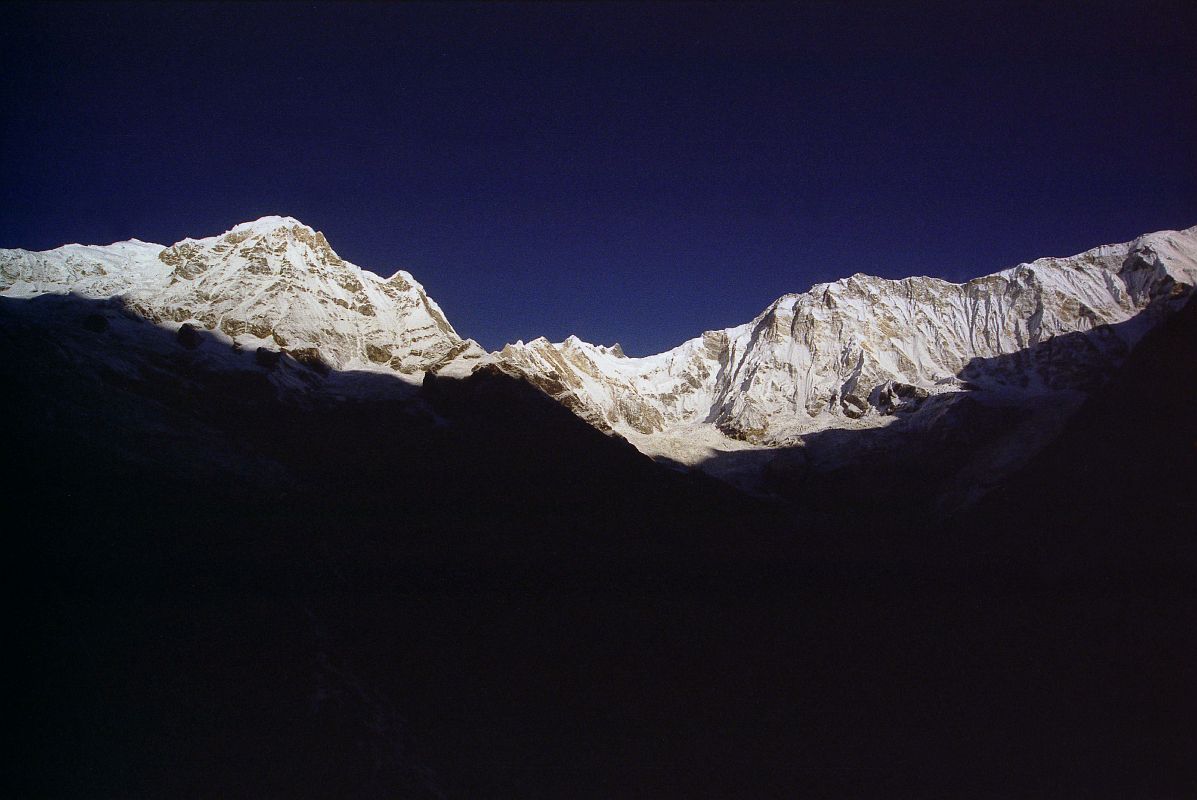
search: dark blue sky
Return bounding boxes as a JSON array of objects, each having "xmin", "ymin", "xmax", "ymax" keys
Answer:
[{"xmin": 2, "ymin": 1, "xmax": 1194, "ymax": 354}]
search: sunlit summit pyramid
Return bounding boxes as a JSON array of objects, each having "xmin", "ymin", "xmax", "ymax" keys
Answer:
[{"xmin": 0, "ymin": 215, "xmax": 487, "ymax": 376}]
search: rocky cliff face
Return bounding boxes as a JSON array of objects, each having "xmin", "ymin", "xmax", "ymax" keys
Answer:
[
  {"xmin": 487, "ymin": 227, "xmax": 1197, "ymax": 454},
  {"xmin": 0, "ymin": 215, "xmax": 486, "ymax": 377}
]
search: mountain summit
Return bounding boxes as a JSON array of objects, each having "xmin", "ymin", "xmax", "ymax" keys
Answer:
[{"xmin": 0, "ymin": 216, "xmax": 487, "ymax": 376}]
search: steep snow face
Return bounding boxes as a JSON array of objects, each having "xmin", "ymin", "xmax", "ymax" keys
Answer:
[
  {"xmin": 488, "ymin": 227, "xmax": 1197, "ymax": 446},
  {"xmin": 0, "ymin": 216, "xmax": 487, "ymax": 376}
]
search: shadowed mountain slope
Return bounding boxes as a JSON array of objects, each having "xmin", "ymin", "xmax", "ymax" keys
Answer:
[
  {"xmin": 964, "ymin": 294, "xmax": 1197, "ymax": 577},
  {"xmin": 3, "ymin": 286, "xmax": 1195, "ymax": 797}
]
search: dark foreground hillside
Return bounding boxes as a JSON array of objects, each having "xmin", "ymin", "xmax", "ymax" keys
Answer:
[{"xmin": 3, "ymin": 294, "xmax": 1194, "ymax": 798}]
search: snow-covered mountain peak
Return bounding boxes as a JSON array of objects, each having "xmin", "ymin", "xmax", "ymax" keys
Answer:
[
  {"xmin": 167, "ymin": 216, "xmax": 317, "ymax": 251},
  {"xmin": 1, "ymin": 217, "xmax": 486, "ymax": 380},
  {"xmin": 86, "ymin": 237, "xmax": 165, "ymax": 252},
  {"xmin": 555, "ymin": 336, "xmax": 625, "ymax": 358},
  {"xmin": 226, "ymin": 214, "xmax": 311, "ymax": 236},
  {"xmin": 477, "ymin": 226, "xmax": 1197, "ymax": 465},
  {"xmin": 156, "ymin": 216, "xmax": 349, "ymax": 281}
]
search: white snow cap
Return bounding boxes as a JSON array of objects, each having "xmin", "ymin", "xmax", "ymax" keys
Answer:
[
  {"xmin": 226, "ymin": 215, "xmax": 310, "ymax": 235},
  {"xmin": 0, "ymin": 213, "xmax": 469, "ymax": 379}
]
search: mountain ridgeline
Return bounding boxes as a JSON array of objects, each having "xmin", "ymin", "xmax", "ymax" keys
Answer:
[
  {"xmin": 4, "ymin": 219, "xmax": 1196, "ymax": 798},
  {"xmin": 4, "ymin": 217, "xmax": 1196, "ymax": 505}
]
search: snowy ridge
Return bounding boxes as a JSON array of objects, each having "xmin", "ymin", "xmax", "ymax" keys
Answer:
[
  {"xmin": 0, "ymin": 217, "xmax": 487, "ymax": 377},
  {"xmin": 482, "ymin": 226, "xmax": 1197, "ymax": 456},
  {"xmin": 3, "ymin": 217, "xmax": 1195, "ymax": 479}
]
